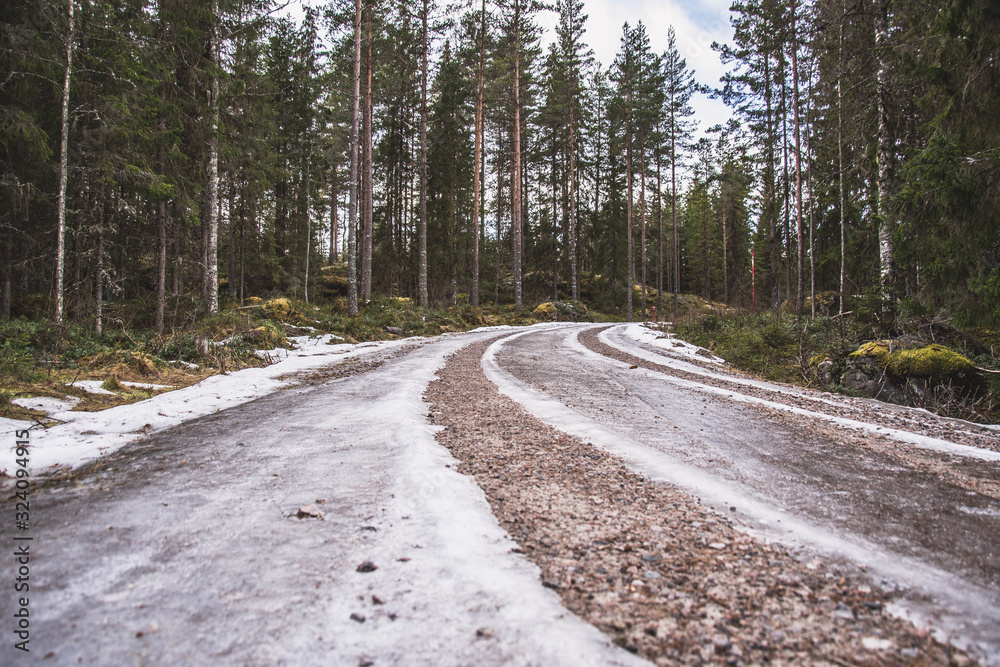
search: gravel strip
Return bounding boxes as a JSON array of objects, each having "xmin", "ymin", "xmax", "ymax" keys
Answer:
[
  {"xmin": 426, "ymin": 337, "xmax": 973, "ymax": 666},
  {"xmin": 583, "ymin": 327, "xmax": 999, "ymax": 453}
]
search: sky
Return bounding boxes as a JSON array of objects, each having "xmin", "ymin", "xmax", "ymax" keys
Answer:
[
  {"xmin": 284, "ymin": 0, "xmax": 736, "ymax": 137},
  {"xmin": 537, "ymin": 0, "xmax": 736, "ymax": 134}
]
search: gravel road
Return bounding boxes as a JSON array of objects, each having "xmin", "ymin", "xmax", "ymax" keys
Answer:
[
  {"xmin": 476, "ymin": 323, "xmax": 999, "ymax": 663},
  {"xmin": 2, "ymin": 323, "xmax": 995, "ymax": 665}
]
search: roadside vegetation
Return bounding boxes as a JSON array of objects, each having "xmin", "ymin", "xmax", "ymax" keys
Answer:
[
  {"xmin": 0, "ymin": 284, "xmax": 599, "ymax": 423},
  {"xmin": 670, "ymin": 302, "xmax": 1000, "ymax": 424}
]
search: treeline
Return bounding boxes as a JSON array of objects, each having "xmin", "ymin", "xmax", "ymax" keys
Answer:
[{"xmin": 2, "ymin": 0, "xmax": 997, "ymax": 329}]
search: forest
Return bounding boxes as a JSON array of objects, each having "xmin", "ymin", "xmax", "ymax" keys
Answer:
[{"xmin": 1, "ymin": 0, "xmax": 999, "ymax": 330}]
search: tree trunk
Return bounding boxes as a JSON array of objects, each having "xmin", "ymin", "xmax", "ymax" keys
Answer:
[
  {"xmin": 569, "ymin": 102, "xmax": 578, "ymax": 301},
  {"xmin": 765, "ymin": 55, "xmax": 780, "ymax": 310},
  {"xmin": 640, "ymin": 147, "xmax": 647, "ymax": 320},
  {"xmin": 722, "ymin": 187, "xmax": 729, "ymax": 305},
  {"xmin": 304, "ymin": 139, "xmax": 312, "ymax": 303},
  {"xmin": 329, "ymin": 161, "xmax": 339, "ymax": 263},
  {"xmin": 671, "ymin": 108, "xmax": 679, "ymax": 320},
  {"xmin": 471, "ymin": 0, "xmax": 485, "ymax": 307},
  {"xmin": 656, "ymin": 121, "xmax": 663, "ymax": 314},
  {"xmin": 418, "ymin": 0, "xmax": 429, "ymax": 308},
  {"xmin": 95, "ymin": 196, "xmax": 104, "ymax": 335},
  {"xmin": 511, "ymin": 0, "xmax": 523, "ymax": 312},
  {"xmin": 626, "ymin": 91, "xmax": 633, "ymax": 322},
  {"xmin": 838, "ymin": 0, "xmax": 847, "ymax": 316},
  {"xmin": 204, "ymin": 0, "xmax": 220, "ymax": 314},
  {"xmin": 791, "ymin": 0, "xmax": 804, "ymax": 314},
  {"xmin": 54, "ymin": 0, "xmax": 75, "ymax": 325},
  {"xmin": 348, "ymin": 0, "xmax": 362, "ymax": 315},
  {"xmin": 874, "ymin": 0, "xmax": 895, "ymax": 314},
  {"xmin": 361, "ymin": 5, "xmax": 373, "ymax": 300}
]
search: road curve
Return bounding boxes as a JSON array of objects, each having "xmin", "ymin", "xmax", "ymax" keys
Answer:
[
  {"xmin": 485, "ymin": 323, "xmax": 1000, "ymax": 662},
  {"xmin": 0, "ymin": 330, "xmax": 639, "ymax": 667}
]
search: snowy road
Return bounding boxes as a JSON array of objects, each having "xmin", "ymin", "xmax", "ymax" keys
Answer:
[
  {"xmin": 2, "ymin": 322, "xmax": 998, "ymax": 664},
  {"xmin": 487, "ymin": 323, "xmax": 1000, "ymax": 662},
  {"xmin": 0, "ymin": 328, "xmax": 640, "ymax": 666}
]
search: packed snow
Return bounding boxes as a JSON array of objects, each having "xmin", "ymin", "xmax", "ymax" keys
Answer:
[{"xmin": 622, "ymin": 322, "xmax": 725, "ymax": 364}]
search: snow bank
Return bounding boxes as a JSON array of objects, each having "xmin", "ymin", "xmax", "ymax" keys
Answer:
[
  {"xmin": 622, "ymin": 322, "xmax": 726, "ymax": 364},
  {"xmin": 1, "ymin": 334, "xmax": 417, "ymax": 476}
]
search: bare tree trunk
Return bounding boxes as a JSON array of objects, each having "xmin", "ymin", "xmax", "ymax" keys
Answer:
[
  {"xmin": 348, "ymin": 0, "xmax": 362, "ymax": 315},
  {"xmin": 791, "ymin": 0, "xmax": 804, "ymax": 314},
  {"xmin": 639, "ymin": 147, "xmax": 647, "ymax": 320},
  {"xmin": 471, "ymin": 0, "xmax": 485, "ymax": 307},
  {"xmin": 511, "ymin": 0, "xmax": 523, "ymax": 312},
  {"xmin": 54, "ymin": 0, "xmax": 75, "ymax": 325},
  {"xmin": 838, "ymin": 0, "xmax": 847, "ymax": 316},
  {"xmin": 722, "ymin": 192, "xmax": 729, "ymax": 305},
  {"xmin": 418, "ymin": 0, "xmax": 429, "ymax": 307},
  {"xmin": 329, "ymin": 163, "xmax": 339, "ymax": 263},
  {"xmin": 1, "ymin": 268, "xmax": 9, "ymax": 319},
  {"xmin": 361, "ymin": 5, "xmax": 373, "ymax": 300},
  {"xmin": 304, "ymin": 139, "xmax": 312, "ymax": 303},
  {"xmin": 626, "ymin": 91, "xmax": 633, "ymax": 322},
  {"xmin": 671, "ymin": 111, "xmax": 679, "ymax": 320},
  {"xmin": 656, "ymin": 121, "xmax": 663, "ymax": 314},
  {"xmin": 568, "ymin": 102, "xmax": 578, "ymax": 301},
  {"xmin": 204, "ymin": 0, "xmax": 220, "ymax": 314},
  {"xmin": 95, "ymin": 194, "xmax": 104, "ymax": 335},
  {"xmin": 874, "ymin": 0, "xmax": 895, "ymax": 314},
  {"xmin": 765, "ymin": 55, "xmax": 780, "ymax": 310}
]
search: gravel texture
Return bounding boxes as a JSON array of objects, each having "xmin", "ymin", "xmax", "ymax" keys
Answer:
[{"xmin": 425, "ymin": 337, "xmax": 974, "ymax": 666}]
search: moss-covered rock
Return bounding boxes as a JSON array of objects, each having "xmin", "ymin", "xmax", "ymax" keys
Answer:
[
  {"xmin": 886, "ymin": 344, "xmax": 975, "ymax": 381},
  {"xmin": 849, "ymin": 341, "xmax": 892, "ymax": 366},
  {"xmin": 246, "ymin": 296, "xmax": 263, "ymax": 306},
  {"xmin": 532, "ymin": 302, "xmax": 557, "ymax": 319},
  {"xmin": 849, "ymin": 341, "xmax": 974, "ymax": 380}
]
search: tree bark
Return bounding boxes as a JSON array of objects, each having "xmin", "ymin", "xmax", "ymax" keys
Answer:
[
  {"xmin": 568, "ymin": 99, "xmax": 578, "ymax": 301},
  {"xmin": 54, "ymin": 0, "xmax": 75, "ymax": 325},
  {"xmin": 348, "ymin": 0, "xmax": 362, "ymax": 315},
  {"xmin": 95, "ymin": 194, "xmax": 104, "ymax": 335},
  {"xmin": 471, "ymin": 0, "xmax": 485, "ymax": 307},
  {"xmin": 204, "ymin": 0, "xmax": 221, "ymax": 314},
  {"xmin": 329, "ymin": 162, "xmax": 339, "ymax": 263},
  {"xmin": 418, "ymin": 0, "xmax": 429, "ymax": 308},
  {"xmin": 874, "ymin": 0, "xmax": 895, "ymax": 314},
  {"xmin": 639, "ymin": 147, "xmax": 647, "ymax": 320},
  {"xmin": 838, "ymin": 0, "xmax": 847, "ymax": 316},
  {"xmin": 361, "ymin": 4, "xmax": 373, "ymax": 300},
  {"xmin": 626, "ymin": 90, "xmax": 633, "ymax": 322},
  {"xmin": 656, "ymin": 121, "xmax": 663, "ymax": 314},
  {"xmin": 791, "ymin": 0, "xmax": 804, "ymax": 314},
  {"xmin": 511, "ymin": 0, "xmax": 524, "ymax": 312}
]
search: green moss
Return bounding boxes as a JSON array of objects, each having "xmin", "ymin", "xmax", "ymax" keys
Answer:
[
  {"xmin": 532, "ymin": 302, "xmax": 557, "ymax": 318},
  {"xmin": 849, "ymin": 341, "xmax": 892, "ymax": 366},
  {"xmin": 886, "ymin": 344, "xmax": 975, "ymax": 380}
]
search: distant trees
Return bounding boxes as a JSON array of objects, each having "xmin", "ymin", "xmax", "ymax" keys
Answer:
[{"xmin": 1, "ymin": 0, "xmax": 997, "ymax": 327}]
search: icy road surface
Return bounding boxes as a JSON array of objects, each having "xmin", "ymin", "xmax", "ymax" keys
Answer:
[
  {"xmin": 0, "ymin": 328, "xmax": 642, "ymax": 666},
  {"xmin": 3, "ymin": 322, "xmax": 999, "ymax": 664},
  {"xmin": 486, "ymin": 323, "xmax": 1000, "ymax": 663}
]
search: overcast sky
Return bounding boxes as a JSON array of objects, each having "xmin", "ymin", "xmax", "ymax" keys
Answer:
[
  {"xmin": 537, "ymin": 0, "xmax": 735, "ymax": 133},
  {"xmin": 285, "ymin": 0, "xmax": 735, "ymax": 135}
]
